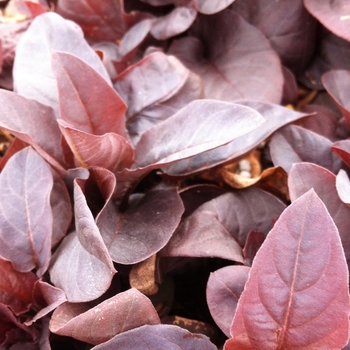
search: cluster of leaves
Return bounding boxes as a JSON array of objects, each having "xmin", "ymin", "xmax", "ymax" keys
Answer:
[{"xmin": 1, "ymin": 0, "xmax": 350, "ymax": 349}]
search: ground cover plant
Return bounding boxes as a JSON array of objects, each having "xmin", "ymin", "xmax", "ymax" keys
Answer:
[{"xmin": 1, "ymin": 0, "xmax": 350, "ymax": 348}]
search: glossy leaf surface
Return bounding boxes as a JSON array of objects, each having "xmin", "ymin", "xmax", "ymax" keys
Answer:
[
  {"xmin": 52, "ymin": 51, "xmax": 128, "ymax": 138},
  {"xmin": 50, "ymin": 288, "xmax": 160, "ymax": 345},
  {"xmin": 13, "ymin": 12, "xmax": 110, "ymax": 114},
  {"xmin": 288, "ymin": 162, "xmax": 350, "ymax": 267},
  {"xmin": 206, "ymin": 265, "xmax": 250, "ymax": 338},
  {"xmin": 169, "ymin": 10, "xmax": 283, "ymax": 104},
  {"xmin": 49, "ymin": 180, "xmax": 116, "ymax": 302},
  {"xmin": 92, "ymin": 324, "xmax": 217, "ymax": 350},
  {"xmin": 226, "ymin": 190, "xmax": 350, "ymax": 349},
  {"xmin": 0, "ymin": 147, "xmax": 53, "ymax": 277},
  {"xmin": 98, "ymin": 188, "xmax": 184, "ymax": 264},
  {"xmin": 134, "ymin": 99, "xmax": 265, "ymax": 168}
]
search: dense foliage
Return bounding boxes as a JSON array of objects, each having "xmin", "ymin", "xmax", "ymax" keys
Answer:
[{"xmin": 1, "ymin": 0, "xmax": 350, "ymax": 349}]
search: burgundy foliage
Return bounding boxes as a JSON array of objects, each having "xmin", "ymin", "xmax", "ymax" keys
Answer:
[{"xmin": 0, "ymin": 1, "xmax": 350, "ymax": 349}]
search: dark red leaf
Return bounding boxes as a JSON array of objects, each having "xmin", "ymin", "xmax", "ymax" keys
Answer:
[
  {"xmin": 269, "ymin": 124, "xmax": 343, "ymax": 173},
  {"xmin": 304, "ymin": 0, "xmax": 350, "ymax": 42},
  {"xmin": 49, "ymin": 179, "xmax": 116, "ymax": 302},
  {"xmin": 242, "ymin": 230, "xmax": 265, "ymax": 267},
  {"xmin": 332, "ymin": 139, "xmax": 350, "ymax": 167},
  {"xmin": 134, "ymin": 99, "xmax": 265, "ymax": 168},
  {"xmin": 0, "ymin": 259, "xmax": 37, "ymax": 316},
  {"xmin": 206, "ymin": 265, "xmax": 250, "ymax": 338},
  {"xmin": 164, "ymin": 101, "xmax": 309, "ymax": 176},
  {"xmin": 230, "ymin": 0, "xmax": 316, "ymax": 74},
  {"xmin": 169, "ymin": 10, "xmax": 283, "ymax": 104},
  {"xmin": 0, "ymin": 147, "xmax": 53, "ymax": 277},
  {"xmin": 161, "ymin": 188, "xmax": 285, "ymax": 260},
  {"xmin": 13, "ymin": 12, "xmax": 111, "ymax": 115},
  {"xmin": 97, "ymin": 187, "xmax": 184, "ymax": 264},
  {"xmin": 288, "ymin": 162, "xmax": 350, "ymax": 268},
  {"xmin": 50, "ymin": 288, "xmax": 160, "ymax": 345},
  {"xmin": 0, "ymin": 90, "xmax": 66, "ymax": 174},
  {"xmin": 56, "ymin": 0, "xmax": 138, "ymax": 43},
  {"xmin": 92, "ymin": 324, "xmax": 217, "ymax": 350},
  {"xmin": 226, "ymin": 190, "xmax": 350, "ymax": 349},
  {"xmin": 58, "ymin": 120, "xmax": 134, "ymax": 172},
  {"xmin": 26, "ymin": 281, "xmax": 67, "ymax": 326},
  {"xmin": 322, "ymin": 69, "xmax": 350, "ymax": 126},
  {"xmin": 52, "ymin": 51, "xmax": 129, "ymax": 139}
]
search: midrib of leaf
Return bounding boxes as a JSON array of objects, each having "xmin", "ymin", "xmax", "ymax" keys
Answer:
[
  {"xmin": 276, "ymin": 198, "xmax": 312, "ymax": 349},
  {"xmin": 24, "ymin": 177, "xmax": 39, "ymax": 269}
]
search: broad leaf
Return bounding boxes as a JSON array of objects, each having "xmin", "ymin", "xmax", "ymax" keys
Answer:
[
  {"xmin": 169, "ymin": 10, "xmax": 283, "ymax": 104},
  {"xmin": 332, "ymin": 139, "xmax": 350, "ymax": 168},
  {"xmin": 0, "ymin": 90, "xmax": 66, "ymax": 174},
  {"xmin": 50, "ymin": 288, "xmax": 160, "ymax": 345},
  {"xmin": 161, "ymin": 188, "xmax": 285, "ymax": 260},
  {"xmin": 0, "ymin": 258, "xmax": 37, "ymax": 316},
  {"xmin": 134, "ymin": 99, "xmax": 265, "ymax": 168},
  {"xmin": 92, "ymin": 324, "xmax": 217, "ymax": 350},
  {"xmin": 56, "ymin": 0, "xmax": 137, "ymax": 43},
  {"xmin": 226, "ymin": 190, "xmax": 350, "ymax": 349},
  {"xmin": 269, "ymin": 124, "xmax": 342, "ymax": 173},
  {"xmin": 288, "ymin": 162, "xmax": 350, "ymax": 267},
  {"xmin": 52, "ymin": 51, "xmax": 129, "ymax": 138},
  {"xmin": 58, "ymin": 120, "xmax": 134, "ymax": 172},
  {"xmin": 49, "ymin": 180, "xmax": 116, "ymax": 302},
  {"xmin": 336, "ymin": 169, "xmax": 350, "ymax": 206},
  {"xmin": 97, "ymin": 187, "xmax": 184, "ymax": 264},
  {"xmin": 322, "ymin": 69, "xmax": 350, "ymax": 126},
  {"xmin": 197, "ymin": 0, "xmax": 235, "ymax": 14},
  {"xmin": 0, "ymin": 147, "xmax": 53, "ymax": 277},
  {"xmin": 164, "ymin": 101, "xmax": 309, "ymax": 175},
  {"xmin": 230, "ymin": 0, "xmax": 316, "ymax": 73},
  {"xmin": 13, "ymin": 12, "xmax": 111, "ymax": 115},
  {"xmin": 304, "ymin": 0, "xmax": 350, "ymax": 42},
  {"xmin": 206, "ymin": 265, "xmax": 250, "ymax": 337}
]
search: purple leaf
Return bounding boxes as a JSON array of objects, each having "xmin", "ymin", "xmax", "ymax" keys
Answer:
[
  {"xmin": 49, "ymin": 180, "xmax": 116, "ymax": 302},
  {"xmin": 230, "ymin": 0, "xmax": 316, "ymax": 74},
  {"xmin": 197, "ymin": 0, "xmax": 235, "ymax": 14},
  {"xmin": 269, "ymin": 124, "xmax": 343, "ymax": 173},
  {"xmin": 0, "ymin": 90, "xmax": 66, "ymax": 174},
  {"xmin": 50, "ymin": 170, "xmax": 72, "ymax": 248},
  {"xmin": 242, "ymin": 230, "xmax": 265, "ymax": 267},
  {"xmin": 0, "ymin": 258, "xmax": 37, "ymax": 316},
  {"xmin": 164, "ymin": 101, "xmax": 309, "ymax": 175},
  {"xmin": 226, "ymin": 190, "xmax": 350, "ymax": 349},
  {"xmin": 13, "ymin": 12, "xmax": 111, "ymax": 115},
  {"xmin": 288, "ymin": 162, "xmax": 350, "ymax": 268},
  {"xmin": 52, "ymin": 51, "xmax": 129, "ymax": 139},
  {"xmin": 26, "ymin": 281, "xmax": 67, "ymax": 326},
  {"xmin": 336, "ymin": 169, "xmax": 350, "ymax": 206},
  {"xmin": 0, "ymin": 147, "xmax": 53, "ymax": 277},
  {"xmin": 92, "ymin": 324, "xmax": 217, "ymax": 350},
  {"xmin": 134, "ymin": 99, "xmax": 265, "ymax": 168},
  {"xmin": 304, "ymin": 0, "xmax": 350, "ymax": 42},
  {"xmin": 58, "ymin": 120, "xmax": 134, "ymax": 172},
  {"xmin": 97, "ymin": 187, "xmax": 184, "ymax": 264},
  {"xmin": 332, "ymin": 139, "xmax": 350, "ymax": 167},
  {"xmin": 150, "ymin": 4, "xmax": 197, "ymax": 40},
  {"xmin": 169, "ymin": 10, "xmax": 283, "ymax": 104},
  {"xmin": 206, "ymin": 265, "xmax": 250, "ymax": 338},
  {"xmin": 301, "ymin": 28, "xmax": 350, "ymax": 89},
  {"xmin": 50, "ymin": 288, "xmax": 160, "ymax": 345},
  {"xmin": 114, "ymin": 51, "xmax": 189, "ymax": 125},
  {"xmin": 322, "ymin": 69, "xmax": 350, "ymax": 126},
  {"xmin": 161, "ymin": 188, "xmax": 286, "ymax": 260}
]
